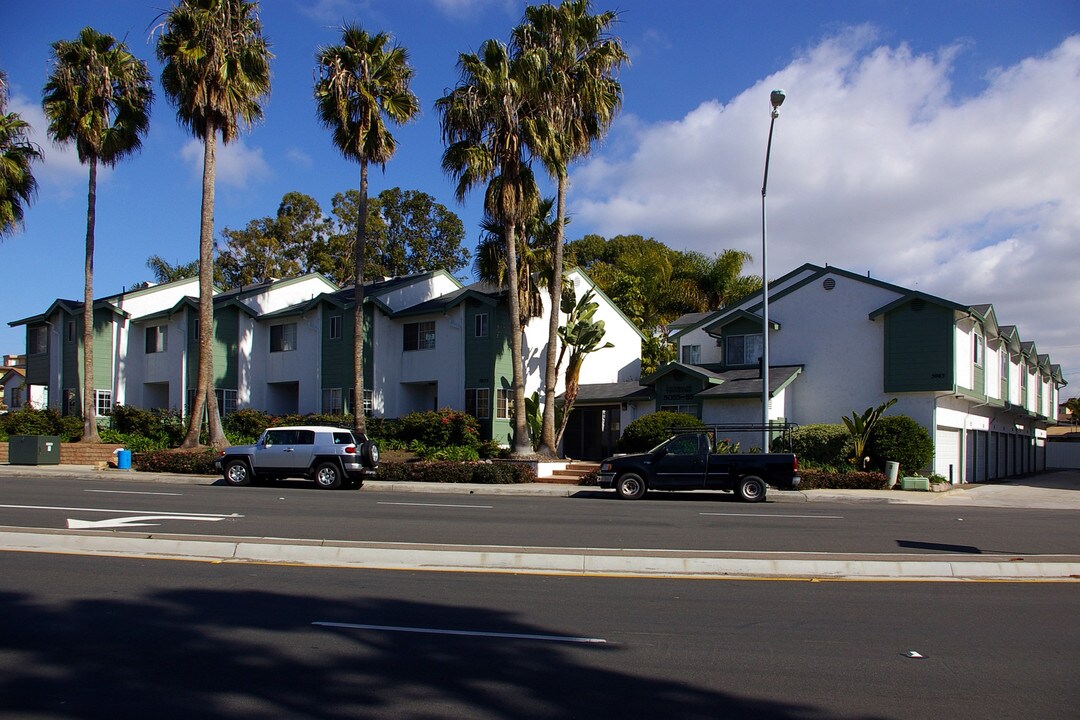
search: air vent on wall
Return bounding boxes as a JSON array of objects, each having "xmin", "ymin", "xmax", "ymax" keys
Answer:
[
  {"xmin": 910, "ymin": 299, "xmax": 926, "ymax": 312},
  {"xmin": 822, "ymin": 278, "xmax": 836, "ymax": 291}
]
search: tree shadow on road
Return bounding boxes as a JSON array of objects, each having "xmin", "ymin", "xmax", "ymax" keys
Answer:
[{"xmin": 0, "ymin": 561, "xmax": 877, "ymax": 720}]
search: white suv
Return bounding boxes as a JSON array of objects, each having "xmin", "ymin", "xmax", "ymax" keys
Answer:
[{"xmin": 215, "ymin": 426, "xmax": 379, "ymax": 490}]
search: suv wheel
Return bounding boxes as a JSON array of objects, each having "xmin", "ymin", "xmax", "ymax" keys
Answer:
[
  {"xmin": 737, "ymin": 476, "xmax": 767, "ymax": 503},
  {"xmin": 314, "ymin": 461, "xmax": 342, "ymax": 490},
  {"xmin": 224, "ymin": 459, "xmax": 252, "ymax": 487}
]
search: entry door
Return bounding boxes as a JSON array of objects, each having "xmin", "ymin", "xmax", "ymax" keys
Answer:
[{"xmin": 650, "ymin": 433, "xmax": 707, "ymax": 490}]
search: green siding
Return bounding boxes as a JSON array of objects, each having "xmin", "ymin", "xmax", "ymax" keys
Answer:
[
  {"xmin": 883, "ymin": 301, "xmax": 954, "ymax": 392},
  {"xmin": 654, "ymin": 369, "xmax": 704, "ymax": 416},
  {"xmin": 463, "ymin": 302, "xmax": 496, "ymax": 438},
  {"xmin": 91, "ymin": 310, "xmax": 114, "ymax": 389},
  {"xmin": 214, "ymin": 307, "xmax": 239, "ymax": 389},
  {"xmin": 187, "ymin": 307, "xmax": 239, "ymax": 391},
  {"xmin": 722, "ymin": 317, "xmax": 762, "ymax": 337},
  {"xmin": 62, "ymin": 311, "xmax": 78, "ymax": 401},
  {"xmin": 971, "ymin": 362, "xmax": 985, "ymax": 396},
  {"xmin": 25, "ymin": 323, "xmax": 49, "ymax": 385},
  {"xmin": 490, "ymin": 305, "xmax": 515, "ymax": 445},
  {"xmin": 320, "ymin": 304, "xmax": 373, "ymax": 410}
]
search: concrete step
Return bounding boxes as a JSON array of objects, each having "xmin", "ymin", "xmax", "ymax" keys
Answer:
[{"xmin": 540, "ymin": 462, "xmax": 601, "ymax": 485}]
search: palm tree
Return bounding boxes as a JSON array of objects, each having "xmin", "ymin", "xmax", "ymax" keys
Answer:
[
  {"xmin": 156, "ymin": 0, "xmax": 271, "ymax": 448},
  {"xmin": 513, "ymin": 0, "xmax": 627, "ymax": 456},
  {"xmin": 675, "ymin": 249, "xmax": 761, "ymax": 311},
  {"xmin": 43, "ymin": 28, "xmax": 152, "ymax": 443},
  {"xmin": 0, "ymin": 70, "xmax": 43, "ymax": 239},
  {"xmin": 314, "ymin": 24, "xmax": 418, "ymax": 434},
  {"xmin": 437, "ymin": 39, "xmax": 540, "ymax": 457}
]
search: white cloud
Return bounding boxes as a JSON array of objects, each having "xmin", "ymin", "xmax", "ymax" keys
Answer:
[
  {"xmin": 572, "ymin": 30, "xmax": 1080, "ymax": 381},
  {"xmin": 9, "ymin": 92, "xmax": 94, "ymax": 197},
  {"xmin": 179, "ymin": 138, "xmax": 272, "ymax": 188},
  {"xmin": 286, "ymin": 147, "xmax": 314, "ymax": 169}
]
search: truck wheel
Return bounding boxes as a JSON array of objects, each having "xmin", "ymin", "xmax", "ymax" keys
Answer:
[
  {"xmin": 737, "ymin": 476, "xmax": 767, "ymax": 503},
  {"xmin": 223, "ymin": 459, "xmax": 252, "ymax": 487},
  {"xmin": 361, "ymin": 441, "xmax": 379, "ymax": 468},
  {"xmin": 615, "ymin": 472, "xmax": 647, "ymax": 500},
  {"xmin": 314, "ymin": 462, "xmax": 342, "ymax": 490}
]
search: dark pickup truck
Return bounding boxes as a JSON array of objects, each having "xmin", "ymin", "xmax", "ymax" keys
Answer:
[{"xmin": 597, "ymin": 424, "xmax": 800, "ymax": 502}]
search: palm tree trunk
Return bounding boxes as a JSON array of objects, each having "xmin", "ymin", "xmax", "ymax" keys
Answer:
[
  {"xmin": 504, "ymin": 220, "xmax": 532, "ymax": 457},
  {"xmin": 182, "ymin": 121, "xmax": 224, "ymax": 448},
  {"xmin": 353, "ymin": 159, "xmax": 368, "ymax": 435},
  {"xmin": 81, "ymin": 158, "xmax": 101, "ymax": 443},
  {"xmin": 538, "ymin": 174, "xmax": 568, "ymax": 457}
]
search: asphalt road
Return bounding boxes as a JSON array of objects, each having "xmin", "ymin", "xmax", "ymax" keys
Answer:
[
  {"xmin": 1, "ymin": 475, "xmax": 1077, "ymax": 557},
  {"xmin": 1, "ymin": 551, "xmax": 1076, "ymax": 720}
]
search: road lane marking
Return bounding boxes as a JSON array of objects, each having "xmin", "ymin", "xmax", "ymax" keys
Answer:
[
  {"xmin": 67, "ymin": 514, "xmax": 241, "ymax": 529},
  {"xmin": 313, "ymin": 621, "xmax": 606, "ymax": 644},
  {"xmin": 377, "ymin": 501, "xmax": 494, "ymax": 509},
  {"xmin": 84, "ymin": 489, "xmax": 183, "ymax": 496},
  {"xmin": 700, "ymin": 512, "xmax": 844, "ymax": 519},
  {"xmin": 0, "ymin": 504, "xmax": 238, "ymax": 517}
]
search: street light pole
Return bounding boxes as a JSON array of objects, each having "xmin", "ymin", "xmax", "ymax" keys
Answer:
[{"xmin": 761, "ymin": 89, "xmax": 785, "ymax": 451}]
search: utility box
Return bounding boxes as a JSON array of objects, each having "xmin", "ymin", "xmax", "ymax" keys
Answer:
[
  {"xmin": 901, "ymin": 476, "xmax": 930, "ymax": 491},
  {"xmin": 8, "ymin": 435, "xmax": 61, "ymax": 465}
]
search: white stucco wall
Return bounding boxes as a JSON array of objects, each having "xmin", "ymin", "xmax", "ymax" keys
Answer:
[{"xmin": 766, "ymin": 271, "xmax": 903, "ymax": 427}]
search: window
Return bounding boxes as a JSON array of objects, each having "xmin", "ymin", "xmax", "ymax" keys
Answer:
[
  {"xmin": 404, "ymin": 321, "xmax": 436, "ymax": 351},
  {"xmin": 681, "ymin": 344, "xmax": 701, "ymax": 365},
  {"xmin": 329, "ymin": 315, "xmax": 342, "ymax": 340},
  {"xmin": 67, "ymin": 321, "xmax": 75, "ymax": 343},
  {"xmin": 1001, "ymin": 351, "xmax": 1009, "ymax": 383},
  {"xmin": 724, "ymin": 333, "xmax": 762, "ymax": 366},
  {"xmin": 973, "ymin": 333, "xmax": 984, "ymax": 366},
  {"xmin": 29, "ymin": 326, "xmax": 47, "ymax": 355},
  {"xmin": 95, "ymin": 390, "xmax": 112, "ymax": 417},
  {"xmin": 322, "ymin": 387, "xmax": 343, "ymax": 414},
  {"xmin": 215, "ymin": 388, "xmax": 237, "ymax": 416},
  {"xmin": 145, "ymin": 325, "xmax": 167, "ymax": 353},
  {"xmin": 270, "ymin": 322, "xmax": 297, "ymax": 352},
  {"xmin": 475, "ymin": 313, "xmax": 489, "ymax": 338},
  {"xmin": 193, "ymin": 318, "xmax": 200, "ymax": 341},
  {"xmin": 496, "ymin": 388, "xmax": 514, "ymax": 420},
  {"xmin": 466, "ymin": 388, "xmax": 490, "ymax": 419},
  {"xmin": 363, "ymin": 389, "xmax": 373, "ymax": 417}
]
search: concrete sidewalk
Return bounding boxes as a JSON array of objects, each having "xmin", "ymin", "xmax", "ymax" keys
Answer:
[{"xmin": 2, "ymin": 463, "xmax": 1078, "ymax": 581}]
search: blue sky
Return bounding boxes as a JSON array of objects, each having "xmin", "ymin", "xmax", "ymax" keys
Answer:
[{"xmin": 2, "ymin": 1, "xmax": 1079, "ymax": 386}]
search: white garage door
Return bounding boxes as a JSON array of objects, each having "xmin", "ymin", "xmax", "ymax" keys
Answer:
[{"xmin": 935, "ymin": 427, "xmax": 962, "ymax": 484}]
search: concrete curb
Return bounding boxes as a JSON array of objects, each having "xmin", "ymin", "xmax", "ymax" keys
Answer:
[{"xmin": 3, "ymin": 528, "xmax": 1078, "ymax": 581}]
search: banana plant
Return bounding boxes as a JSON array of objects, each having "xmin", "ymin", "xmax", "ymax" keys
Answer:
[
  {"xmin": 842, "ymin": 398, "xmax": 897, "ymax": 467},
  {"xmin": 554, "ymin": 289, "xmax": 614, "ymax": 451}
]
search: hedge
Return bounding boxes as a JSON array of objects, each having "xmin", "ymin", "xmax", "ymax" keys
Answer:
[
  {"xmin": 375, "ymin": 460, "xmax": 536, "ymax": 484},
  {"xmin": 617, "ymin": 411, "xmax": 704, "ymax": 453},
  {"xmin": 797, "ymin": 469, "xmax": 890, "ymax": 490},
  {"xmin": 132, "ymin": 449, "xmax": 219, "ymax": 475}
]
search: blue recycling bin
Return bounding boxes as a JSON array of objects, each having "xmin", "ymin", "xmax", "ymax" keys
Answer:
[{"xmin": 116, "ymin": 449, "xmax": 132, "ymax": 470}]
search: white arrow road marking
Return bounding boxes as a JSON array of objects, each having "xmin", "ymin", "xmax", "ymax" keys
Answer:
[
  {"xmin": 67, "ymin": 514, "xmax": 242, "ymax": 529},
  {"xmin": 313, "ymin": 621, "xmax": 606, "ymax": 644}
]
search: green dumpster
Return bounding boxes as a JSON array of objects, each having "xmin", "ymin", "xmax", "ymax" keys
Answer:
[{"xmin": 8, "ymin": 435, "xmax": 61, "ymax": 465}]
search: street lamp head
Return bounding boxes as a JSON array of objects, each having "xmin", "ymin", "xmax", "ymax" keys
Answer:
[{"xmin": 770, "ymin": 89, "xmax": 786, "ymax": 118}]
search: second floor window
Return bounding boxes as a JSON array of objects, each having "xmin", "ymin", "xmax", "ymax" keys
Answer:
[
  {"xmin": 145, "ymin": 326, "xmax": 167, "ymax": 354},
  {"xmin": 404, "ymin": 321, "xmax": 436, "ymax": 351},
  {"xmin": 681, "ymin": 344, "xmax": 701, "ymax": 365},
  {"xmin": 475, "ymin": 313, "xmax": 489, "ymax": 338},
  {"xmin": 270, "ymin": 323, "xmax": 297, "ymax": 352},
  {"xmin": 725, "ymin": 333, "xmax": 762, "ymax": 366},
  {"xmin": 973, "ymin": 333, "xmax": 984, "ymax": 366},
  {"xmin": 329, "ymin": 315, "xmax": 342, "ymax": 340}
]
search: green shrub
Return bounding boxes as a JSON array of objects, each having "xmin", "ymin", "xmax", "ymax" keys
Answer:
[
  {"xmin": 222, "ymin": 409, "xmax": 271, "ymax": 439},
  {"xmin": 797, "ymin": 469, "xmax": 889, "ymax": 490},
  {"xmin": 778, "ymin": 424, "xmax": 851, "ymax": 465},
  {"xmin": 99, "ymin": 428, "xmax": 169, "ymax": 452},
  {"xmin": 617, "ymin": 411, "xmax": 703, "ymax": 453},
  {"xmin": 374, "ymin": 459, "xmax": 534, "ymax": 484},
  {"xmin": 867, "ymin": 415, "xmax": 934, "ymax": 477},
  {"xmin": 420, "ymin": 444, "xmax": 481, "ymax": 462},
  {"xmin": 0, "ymin": 407, "xmax": 82, "ymax": 441},
  {"xmin": 111, "ymin": 405, "xmax": 184, "ymax": 447},
  {"xmin": 133, "ymin": 449, "xmax": 218, "ymax": 474},
  {"xmin": 397, "ymin": 409, "xmax": 481, "ymax": 450}
]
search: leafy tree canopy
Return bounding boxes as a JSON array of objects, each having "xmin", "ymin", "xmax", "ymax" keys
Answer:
[{"xmin": 199, "ymin": 187, "xmax": 468, "ymax": 288}]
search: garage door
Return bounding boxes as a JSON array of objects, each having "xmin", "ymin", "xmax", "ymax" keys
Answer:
[{"xmin": 935, "ymin": 427, "xmax": 962, "ymax": 484}]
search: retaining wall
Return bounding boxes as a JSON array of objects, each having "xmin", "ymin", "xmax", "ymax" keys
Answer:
[{"xmin": 0, "ymin": 442, "xmax": 123, "ymax": 465}]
